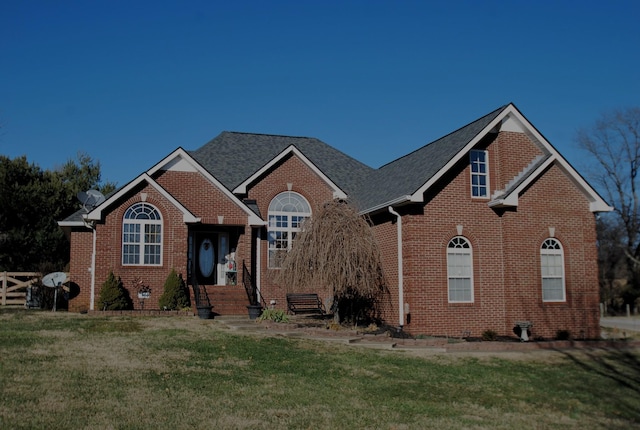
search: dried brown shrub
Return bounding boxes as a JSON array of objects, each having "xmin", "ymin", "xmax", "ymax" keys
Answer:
[{"xmin": 276, "ymin": 199, "xmax": 387, "ymax": 322}]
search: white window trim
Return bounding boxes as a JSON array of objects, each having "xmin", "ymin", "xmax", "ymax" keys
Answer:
[
  {"xmin": 267, "ymin": 192, "xmax": 311, "ymax": 268},
  {"xmin": 541, "ymin": 238, "xmax": 566, "ymax": 302},
  {"xmin": 447, "ymin": 236, "xmax": 474, "ymax": 303},
  {"xmin": 470, "ymin": 149, "xmax": 489, "ymax": 199},
  {"xmin": 122, "ymin": 203, "xmax": 163, "ymax": 266}
]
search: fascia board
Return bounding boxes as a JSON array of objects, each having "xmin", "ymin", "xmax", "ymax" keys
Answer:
[
  {"xmin": 86, "ymin": 173, "xmax": 200, "ymax": 223},
  {"xmin": 233, "ymin": 145, "xmax": 348, "ymax": 199},
  {"xmin": 409, "ymin": 105, "xmax": 511, "ymax": 203}
]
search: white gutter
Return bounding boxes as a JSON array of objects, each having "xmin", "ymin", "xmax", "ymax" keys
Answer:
[
  {"xmin": 359, "ymin": 195, "xmax": 412, "ymax": 216},
  {"xmin": 388, "ymin": 206, "xmax": 404, "ymax": 329}
]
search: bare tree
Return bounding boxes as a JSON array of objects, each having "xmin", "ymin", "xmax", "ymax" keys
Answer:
[
  {"xmin": 577, "ymin": 106, "xmax": 640, "ymax": 307},
  {"xmin": 276, "ymin": 199, "xmax": 388, "ymax": 324}
]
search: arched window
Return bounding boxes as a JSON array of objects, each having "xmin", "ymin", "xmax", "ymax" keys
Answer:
[
  {"xmin": 122, "ymin": 203, "xmax": 162, "ymax": 266},
  {"xmin": 541, "ymin": 238, "xmax": 565, "ymax": 302},
  {"xmin": 268, "ymin": 192, "xmax": 311, "ymax": 268},
  {"xmin": 447, "ymin": 236, "xmax": 473, "ymax": 303}
]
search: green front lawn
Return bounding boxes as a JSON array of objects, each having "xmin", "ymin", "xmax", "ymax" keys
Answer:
[{"xmin": 0, "ymin": 309, "xmax": 638, "ymax": 429}]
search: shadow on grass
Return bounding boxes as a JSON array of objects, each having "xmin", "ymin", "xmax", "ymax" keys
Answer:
[{"xmin": 558, "ymin": 346, "xmax": 640, "ymax": 423}]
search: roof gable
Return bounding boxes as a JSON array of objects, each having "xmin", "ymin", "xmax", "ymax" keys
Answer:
[
  {"xmin": 85, "ymin": 148, "xmax": 266, "ymax": 226},
  {"xmin": 356, "ymin": 103, "xmax": 611, "ymax": 214},
  {"xmin": 233, "ymin": 145, "xmax": 348, "ymax": 199},
  {"xmin": 189, "ymin": 132, "xmax": 374, "ymax": 196},
  {"xmin": 85, "ymin": 172, "xmax": 200, "ymax": 223}
]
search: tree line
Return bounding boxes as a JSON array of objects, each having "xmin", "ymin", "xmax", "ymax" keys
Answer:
[
  {"xmin": 0, "ymin": 153, "xmax": 115, "ymax": 272},
  {"xmin": 577, "ymin": 106, "xmax": 640, "ymax": 313}
]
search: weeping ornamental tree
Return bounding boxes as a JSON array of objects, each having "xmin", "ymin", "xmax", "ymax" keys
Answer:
[{"xmin": 276, "ymin": 200, "xmax": 387, "ymax": 324}]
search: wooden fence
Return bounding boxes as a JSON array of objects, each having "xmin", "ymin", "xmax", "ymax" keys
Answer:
[{"xmin": 1, "ymin": 272, "xmax": 41, "ymax": 306}]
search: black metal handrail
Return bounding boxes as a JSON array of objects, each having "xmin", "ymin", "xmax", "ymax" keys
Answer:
[{"xmin": 242, "ymin": 260, "xmax": 266, "ymax": 308}]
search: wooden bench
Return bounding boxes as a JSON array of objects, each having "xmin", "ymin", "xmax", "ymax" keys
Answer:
[{"xmin": 286, "ymin": 293, "xmax": 325, "ymax": 315}]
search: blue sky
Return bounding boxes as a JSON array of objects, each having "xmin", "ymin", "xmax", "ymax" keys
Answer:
[{"xmin": 2, "ymin": 1, "xmax": 639, "ymax": 187}]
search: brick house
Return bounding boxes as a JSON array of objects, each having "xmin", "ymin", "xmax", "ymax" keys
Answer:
[{"xmin": 59, "ymin": 103, "xmax": 611, "ymax": 339}]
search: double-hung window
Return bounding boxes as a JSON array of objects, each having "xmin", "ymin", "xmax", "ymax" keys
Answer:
[
  {"xmin": 122, "ymin": 203, "xmax": 162, "ymax": 266},
  {"xmin": 447, "ymin": 236, "xmax": 474, "ymax": 303},
  {"xmin": 268, "ymin": 192, "xmax": 311, "ymax": 268},
  {"xmin": 541, "ymin": 238, "xmax": 565, "ymax": 302},
  {"xmin": 470, "ymin": 149, "xmax": 489, "ymax": 198}
]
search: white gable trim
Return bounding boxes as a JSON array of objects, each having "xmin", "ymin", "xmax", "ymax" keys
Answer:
[
  {"xmin": 85, "ymin": 173, "xmax": 200, "ymax": 223},
  {"xmin": 149, "ymin": 148, "xmax": 266, "ymax": 226},
  {"xmin": 409, "ymin": 104, "xmax": 612, "ymax": 213},
  {"xmin": 233, "ymin": 145, "xmax": 348, "ymax": 199},
  {"xmin": 85, "ymin": 147, "xmax": 266, "ymax": 226}
]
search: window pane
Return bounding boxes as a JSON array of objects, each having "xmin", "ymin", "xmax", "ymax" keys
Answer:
[
  {"xmin": 542, "ymin": 278, "xmax": 564, "ymax": 301},
  {"xmin": 122, "ymin": 204, "xmax": 162, "ymax": 265},
  {"xmin": 541, "ymin": 239, "xmax": 564, "ymax": 301},
  {"xmin": 447, "ymin": 237, "xmax": 473, "ymax": 302}
]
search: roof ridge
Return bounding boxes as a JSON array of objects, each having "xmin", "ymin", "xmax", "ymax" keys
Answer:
[{"xmin": 221, "ymin": 131, "xmax": 318, "ymax": 140}]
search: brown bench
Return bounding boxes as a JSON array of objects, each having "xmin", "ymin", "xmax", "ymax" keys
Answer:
[{"xmin": 286, "ymin": 293, "xmax": 325, "ymax": 315}]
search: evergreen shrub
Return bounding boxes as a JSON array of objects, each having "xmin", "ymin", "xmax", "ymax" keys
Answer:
[
  {"xmin": 158, "ymin": 269, "xmax": 190, "ymax": 310},
  {"xmin": 98, "ymin": 271, "xmax": 132, "ymax": 310}
]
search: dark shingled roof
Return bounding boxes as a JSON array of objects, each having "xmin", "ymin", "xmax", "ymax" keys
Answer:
[
  {"xmin": 189, "ymin": 132, "xmax": 374, "ymax": 195},
  {"xmin": 61, "ymin": 105, "xmax": 510, "ymax": 224},
  {"xmin": 353, "ymin": 105, "xmax": 507, "ymax": 211},
  {"xmin": 189, "ymin": 106, "xmax": 508, "ymax": 213}
]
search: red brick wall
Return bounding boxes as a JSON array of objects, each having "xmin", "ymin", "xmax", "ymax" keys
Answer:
[
  {"xmin": 374, "ymin": 131, "xmax": 600, "ymax": 339},
  {"xmin": 67, "ymin": 228, "xmax": 93, "ymax": 312},
  {"xmin": 155, "ymin": 171, "xmax": 248, "ymax": 225},
  {"xmin": 90, "ymin": 183, "xmax": 189, "ymax": 310},
  {"xmin": 492, "ymin": 131, "xmax": 545, "ymax": 193},
  {"xmin": 246, "ymin": 154, "xmax": 336, "ymax": 310},
  {"xmin": 67, "ymin": 169, "xmax": 260, "ymax": 313},
  {"xmin": 155, "ymin": 170, "xmax": 253, "ymax": 291}
]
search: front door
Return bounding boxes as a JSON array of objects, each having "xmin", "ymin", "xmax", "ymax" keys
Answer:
[{"xmin": 189, "ymin": 230, "xmax": 230, "ymax": 286}]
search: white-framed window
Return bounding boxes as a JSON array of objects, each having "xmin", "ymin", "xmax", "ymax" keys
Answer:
[
  {"xmin": 470, "ymin": 149, "xmax": 489, "ymax": 198},
  {"xmin": 447, "ymin": 236, "xmax": 474, "ymax": 303},
  {"xmin": 122, "ymin": 203, "xmax": 162, "ymax": 266},
  {"xmin": 268, "ymin": 192, "xmax": 311, "ymax": 268},
  {"xmin": 541, "ymin": 238, "xmax": 565, "ymax": 302}
]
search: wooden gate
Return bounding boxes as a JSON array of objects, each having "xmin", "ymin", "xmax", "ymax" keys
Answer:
[{"xmin": 1, "ymin": 272, "xmax": 40, "ymax": 306}]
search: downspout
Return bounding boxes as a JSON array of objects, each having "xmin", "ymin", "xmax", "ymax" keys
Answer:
[
  {"xmin": 256, "ymin": 228, "xmax": 262, "ymax": 306},
  {"xmin": 90, "ymin": 227, "xmax": 96, "ymax": 310},
  {"xmin": 388, "ymin": 206, "xmax": 404, "ymax": 330},
  {"xmin": 83, "ymin": 218, "xmax": 97, "ymax": 311}
]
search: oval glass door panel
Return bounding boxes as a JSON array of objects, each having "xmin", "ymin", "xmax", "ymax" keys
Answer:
[{"xmin": 198, "ymin": 238, "xmax": 215, "ymax": 278}]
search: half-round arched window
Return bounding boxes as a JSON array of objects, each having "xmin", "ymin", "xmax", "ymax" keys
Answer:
[
  {"xmin": 122, "ymin": 203, "xmax": 162, "ymax": 266},
  {"xmin": 267, "ymin": 192, "xmax": 311, "ymax": 268},
  {"xmin": 447, "ymin": 236, "xmax": 473, "ymax": 303},
  {"xmin": 541, "ymin": 238, "xmax": 565, "ymax": 302}
]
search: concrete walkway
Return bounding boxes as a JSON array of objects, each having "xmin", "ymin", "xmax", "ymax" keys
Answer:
[{"xmin": 212, "ymin": 315, "xmax": 639, "ymax": 355}]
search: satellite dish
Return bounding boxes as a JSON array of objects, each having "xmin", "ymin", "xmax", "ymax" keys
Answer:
[
  {"xmin": 77, "ymin": 189, "xmax": 105, "ymax": 211},
  {"xmin": 42, "ymin": 272, "xmax": 67, "ymax": 312},
  {"xmin": 42, "ymin": 272, "xmax": 67, "ymax": 288}
]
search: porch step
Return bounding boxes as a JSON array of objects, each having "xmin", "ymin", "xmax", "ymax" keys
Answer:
[{"xmin": 205, "ymin": 285, "xmax": 250, "ymax": 316}]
